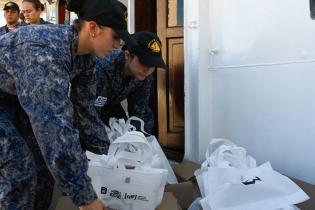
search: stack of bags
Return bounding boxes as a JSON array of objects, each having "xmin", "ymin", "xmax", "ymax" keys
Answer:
[
  {"xmin": 192, "ymin": 139, "xmax": 309, "ymax": 210},
  {"xmin": 103, "ymin": 116, "xmax": 178, "ymax": 184},
  {"xmin": 86, "ymin": 117, "xmax": 178, "ymax": 210}
]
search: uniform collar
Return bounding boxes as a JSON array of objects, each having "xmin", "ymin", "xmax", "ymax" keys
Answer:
[
  {"xmin": 26, "ymin": 18, "xmax": 49, "ymax": 25},
  {"xmin": 4, "ymin": 25, "xmax": 10, "ymax": 33},
  {"xmin": 4, "ymin": 24, "xmax": 18, "ymax": 32},
  {"xmin": 39, "ymin": 18, "xmax": 50, "ymax": 24}
]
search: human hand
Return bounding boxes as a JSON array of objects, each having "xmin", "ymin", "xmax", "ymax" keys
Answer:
[{"xmin": 79, "ymin": 199, "xmax": 108, "ymax": 210}]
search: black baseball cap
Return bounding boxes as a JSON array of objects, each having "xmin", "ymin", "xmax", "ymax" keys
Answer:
[
  {"xmin": 67, "ymin": 0, "xmax": 137, "ymax": 46},
  {"xmin": 124, "ymin": 31, "xmax": 167, "ymax": 69},
  {"xmin": 3, "ymin": 2, "xmax": 20, "ymax": 12}
]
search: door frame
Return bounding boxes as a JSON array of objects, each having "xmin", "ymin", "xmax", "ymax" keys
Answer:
[
  {"xmin": 157, "ymin": 0, "xmax": 184, "ymax": 150},
  {"xmin": 183, "ymin": 0, "xmax": 215, "ymax": 163}
]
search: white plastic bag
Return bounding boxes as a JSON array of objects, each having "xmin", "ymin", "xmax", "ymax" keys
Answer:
[
  {"xmin": 88, "ymin": 131, "xmax": 168, "ymax": 210},
  {"xmin": 199, "ymin": 162, "xmax": 309, "ymax": 210},
  {"xmin": 196, "ymin": 138, "xmax": 256, "ymax": 198},
  {"xmin": 147, "ymin": 135, "xmax": 178, "ymax": 184},
  {"xmin": 86, "ymin": 151, "xmax": 108, "ymax": 164},
  {"xmin": 196, "ymin": 139, "xmax": 309, "ymax": 210},
  {"xmin": 104, "ymin": 116, "xmax": 178, "ymax": 184},
  {"xmin": 205, "ymin": 138, "xmax": 257, "ymax": 169}
]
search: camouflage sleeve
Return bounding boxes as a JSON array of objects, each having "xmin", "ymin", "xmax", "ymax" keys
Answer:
[
  {"xmin": 71, "ymin": 57, "xmax": 110, "ymax": 155},
  {"xmin": 15, "ymin": 46, "xmax": 97, "ymax": 207},
  {"xmin": 127, "ymin": 75, "xmax": 154, "ymax": 133},
  {"xmin": 96, "ymin": 49, "xmax": 124, "ymax": 72}
]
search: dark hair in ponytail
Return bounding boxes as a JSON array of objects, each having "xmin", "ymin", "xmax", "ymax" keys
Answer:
[{"xmin": 22, "ymin": 0, "xmax": 45, "ymax": 11}]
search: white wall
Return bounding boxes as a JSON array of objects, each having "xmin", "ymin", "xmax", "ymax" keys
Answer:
[
  {"xmin": 185, "ymin": 0, "xmax": 315, "ymax": 185},
  {"xmin": 118, "ymin": 0, "xmax": 135, "ymax": 33}
]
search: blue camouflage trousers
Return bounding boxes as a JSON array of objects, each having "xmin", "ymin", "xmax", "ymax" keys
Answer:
[{"xmin": 0, "ymin": 92, "xmax": 54, "ymax": 210}]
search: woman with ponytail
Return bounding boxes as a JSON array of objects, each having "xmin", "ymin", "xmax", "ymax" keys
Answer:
[
  {"xmin": 0, "ymin": 0, "xmax": 136, "ymax": 210},
  {"xmin": 22, "ymin": 0, "xmax": 51, "ymax": 24}
]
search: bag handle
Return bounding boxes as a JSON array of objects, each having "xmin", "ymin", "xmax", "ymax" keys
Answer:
[
  {"xmin": 126, "ymin": 116, "xmax": 150, "ymax": 136},
  {"xmin": 205, "ymin": 138, "xmax": 256, "ymax": 168},
  {"xmin": 107, "ymin": 131, "xmax": 154, "ymax": 169},
  {"xmin": 126, "ymin": 116, "xmax": 161, "ymax": 144},
  {"xmin": 107, "ymin": 152, "xmax": 152, "ymax": 170},
  {"xmin": 105, "ymin": 118, "xmax": 137, "ymax": 142},
  {"xmin": 106, "ymin": 117, "xmax": 148, "ymax": 142},
  {"xmin": 205, "ymin": 138, "xmax": 236, "ymax": 160}
]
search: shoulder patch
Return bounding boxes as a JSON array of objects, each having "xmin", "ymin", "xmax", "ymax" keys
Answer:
[{"xmin": 94, "ymin": 96, "xmax": 107, "ymax": 107}]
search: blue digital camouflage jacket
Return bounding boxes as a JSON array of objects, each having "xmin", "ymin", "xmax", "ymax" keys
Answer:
[{"xmin": 0, "ymin": 24, "xmax": 109, "ymax": 206}]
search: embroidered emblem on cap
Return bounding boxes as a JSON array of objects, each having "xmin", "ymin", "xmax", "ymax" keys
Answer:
[{"xmin": 147, "ymin": 39, "xmax": 161, "ymax": 53}]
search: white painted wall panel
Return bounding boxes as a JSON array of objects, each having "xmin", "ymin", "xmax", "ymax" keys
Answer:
[
  {"xmin": 213, "ymin": 64, "xmax": 315, "ymax": 184},
  {"xmin": 208, "ymin": 0, "xmax": 315, "ymax": 68}
]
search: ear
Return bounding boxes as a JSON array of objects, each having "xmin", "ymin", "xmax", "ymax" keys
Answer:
[{"xmin": 87, "ymin": 21, "xmax": 98, "ymax": 38}]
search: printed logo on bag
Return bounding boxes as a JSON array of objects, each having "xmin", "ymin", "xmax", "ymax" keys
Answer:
[
  {"xmin": 101, "ymin": 187, "xmax": 107, "ymax": 195},
  {"xmin": 242, "ymin": 176, "xmax": 262, "ymax": 185},
  {"xmin": 124, "ymin": 194, "xmax": 137, "ymax": 200},
  {"xmin": 100, "ymin": 186, "xmax": 149, "ymax": 202},
  {"xmin": 137, "ymin": 196, "xmax": 149, "ymax": 202},
  {"xmin": 110, "ymin": 190, "xmax": 122, "ymax": 199},
  {"xmin": 123, "ymin": 194, "xmax": 148, "ymax": 201},
  {"xmin": 94, "ymin": 96, "xmax": 107, "ymax": 107}
]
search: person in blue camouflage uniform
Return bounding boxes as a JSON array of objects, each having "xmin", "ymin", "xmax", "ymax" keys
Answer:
[
  {"xmin": 1, "ymin": 3, "xmax": 53, "ymax": 209},
  {"xmin": 95, "ymin": 32, "xmax": 166, "ymax": 133},
  {"xmin": 0, "ymin": 0, "xmax": 136, "ymax": 209},
  {"xmin": 0, "ymin": 3, "xmax": 44, "ymax": 209},
  {"xmin": 1, "ymin": 6, "xmax": 52, "ymax": 206},
  {"xmin": 2, "ymin": 2, "xmax": 54, "ymax": 210},
  {"xmin": 21, "ymin": 0, "xmax": 52, "ymax": 25},
  {"xmin": 0, "ymin": 2, "xmax": 23, "ymax": 36}
]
